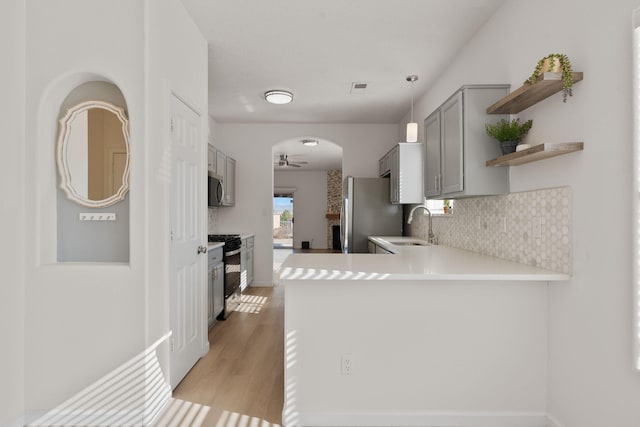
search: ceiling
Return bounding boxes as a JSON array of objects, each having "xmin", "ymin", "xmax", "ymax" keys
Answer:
[
  {"xmin": 273, "ymin": 138, "xmax": 343, "ymax": 171},
  {"xmin": 181, "ymin": 0, "xmax": 506, "ymax": 169}
]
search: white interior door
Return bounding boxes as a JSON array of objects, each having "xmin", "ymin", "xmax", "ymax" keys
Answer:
[{"xmin": 169, "ymin": 95, "xmax": 206, "ymax": 388}]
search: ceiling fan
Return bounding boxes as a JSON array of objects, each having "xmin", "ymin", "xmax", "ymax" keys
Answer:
[{"xmin": 275, "ymin": 154, "xmax": 308, "ymax": 168}]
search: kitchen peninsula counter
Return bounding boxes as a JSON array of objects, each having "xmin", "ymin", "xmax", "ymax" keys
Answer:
[
  {"xmin": 277, "ymin": 236, "xmax": 569, "ymax": 283},
  {"xmin": 279, "ymin": 236, "xmax": 565, "ymax": 426}
]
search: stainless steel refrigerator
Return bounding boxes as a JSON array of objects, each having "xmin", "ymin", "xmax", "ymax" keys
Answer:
[{"xmin": 341, "ymin": 176, "xmax": 403, "ymax": 253}]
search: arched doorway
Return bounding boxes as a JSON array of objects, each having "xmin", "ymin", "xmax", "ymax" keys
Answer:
[{"xmin": 271, "ymin": 137, "xmax": 343, "ymax": 277}]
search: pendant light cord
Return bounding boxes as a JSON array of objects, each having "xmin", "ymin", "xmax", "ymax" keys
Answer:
[
  {"xmin": 407, "ymin": 74, "xmax": 418, "ymax": 123},
  {"xmin": 410, "ymin": 88, "xmax": 414, "ymax": 122}
]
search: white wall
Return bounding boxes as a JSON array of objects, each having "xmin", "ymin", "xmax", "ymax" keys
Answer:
[
  {"xmin": 285, "ymin": 280, "xmax": 548, "ymax": 426},
  {"xmin": 24, "ymin": 0, "xmax": 146, "ymax": 410},
  {"xmin": 274, "ymin": 170, "xmax": 328, "ymax": 249},
  {"xmin": 214, "ymin": 123, "xmax": 398, "ymax": 284},
  {"xmin": 401, "ymin": 0, "xmax": 640, "ymax": 425},
  {"xmin": 0, "ymin": 0, "xmax": 25, "ymax": 425},
  {"xmin": 20, "ymin": 0, "xmax": 207, "ymax": 413},
  {"xmin": 145, "ymin": 0, "xmax": 209, "ymax": 376}
]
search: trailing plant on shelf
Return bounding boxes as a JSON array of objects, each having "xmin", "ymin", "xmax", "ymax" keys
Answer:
[
  {"xmin": 485, "ymin": 118, "xmax": 533, "ymax": 155},
  {"xmin": 524, "ymin": 53, "xmax": 574, "ymax": 102}
]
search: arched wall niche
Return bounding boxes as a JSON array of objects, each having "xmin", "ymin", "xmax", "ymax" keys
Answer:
[{"xmin": 37, "ymin": 72, "xmax": 131, "ymax": 263}]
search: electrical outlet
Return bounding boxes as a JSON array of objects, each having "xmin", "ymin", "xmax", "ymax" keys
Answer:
[
  {"xmin": 500, "ymin": 216, "xmax": 507, "ymax": 233},
  {"xmin": 341, "ymin": 354, "xmax": 353, "ymax": 376},
  {"xmin": 533, "ymin": 216, "xmax": 542, "ymax": 238}
]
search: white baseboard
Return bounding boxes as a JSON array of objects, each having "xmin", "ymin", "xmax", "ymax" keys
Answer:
[
  {"xmin": 2, "ymin": 410, "xmax": 48, "ymax": 427},
  {"xmin": 546, "ymin": 413, "xmax": 566, "ymax": 427},
  {"xmin": 288, "ymin": 411, "xmax": 548, "ymax": 427},
  {"xmin": 250, "ymin": 281, "xmax": 275, "ymax": 287},
  {"xmin": 0, "ymin": 414, "xmax": 23, "ymax": 427}
]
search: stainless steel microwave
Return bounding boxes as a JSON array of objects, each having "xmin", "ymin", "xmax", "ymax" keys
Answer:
[{"xmin": 208, "ymin": 174, "xmax": 224, "ymax": 207}]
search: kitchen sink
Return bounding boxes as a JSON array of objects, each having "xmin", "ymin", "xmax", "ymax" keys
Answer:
[
  {"xmin": 393, "ymin": 241, "xmax": 431, "ymax": 246},
  {"xmin": 377, "ymin": 237, "xmax": 431, "ymax": 246}
]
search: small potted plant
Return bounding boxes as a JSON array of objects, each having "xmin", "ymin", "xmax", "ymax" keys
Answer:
[
  {"xmin": 443, "ymin": 199, "xmax": 451, "ymax": 214},
  {"xmin": 524, "ymin": 53, "xmax": 574, "ymax": 102},
  {"xmin": 485, "ymin": 118, "xmax": 533, "ymax": 155}
]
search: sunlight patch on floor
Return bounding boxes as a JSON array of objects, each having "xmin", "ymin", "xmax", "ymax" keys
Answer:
[
  {"xmin": 237, "ymin": 294, "xmax": 268, "ymax": 314},
  {"xmin": 215, "ymin": 410, "xmax": 281, "ymax": 427},
  {"xmin": 153, "ymin": 399, "xmax": 210, "ymax": 427}
]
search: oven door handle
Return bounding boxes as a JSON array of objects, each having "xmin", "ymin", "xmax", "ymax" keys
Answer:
[{"xmin": 225, "ymin": 248, "xmax": 241, "ymax": 257}]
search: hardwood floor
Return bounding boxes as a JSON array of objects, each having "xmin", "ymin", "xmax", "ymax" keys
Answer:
[{"xmin": 173, "ymin": 286, "xmax": 284, "ymax": 426}]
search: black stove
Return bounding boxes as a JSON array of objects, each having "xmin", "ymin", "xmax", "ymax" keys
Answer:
[
  {"xmin": 208, "ymin": 234, "xmax": 242, "ymax": 319},
  {"xmin": 208, "ymin": 234, "xmax": 242, "ymax": 251}
]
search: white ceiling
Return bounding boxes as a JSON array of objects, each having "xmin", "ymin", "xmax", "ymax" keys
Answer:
[
  {"xmin": 273, "ymin": 138, "xmax": 343, "ymax": 171},
  {"xmin": 181, "ymin": 0, "xmax": 506, "ymax": 169}
]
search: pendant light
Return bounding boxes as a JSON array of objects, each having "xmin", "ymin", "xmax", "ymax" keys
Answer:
[{"xmin": 406, "ymin": 75, "xmax": 418, "ymax": 142}]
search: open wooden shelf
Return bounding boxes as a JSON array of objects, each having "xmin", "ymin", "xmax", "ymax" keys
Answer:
[
  {"xmin": 486, "ymin": 142, "xmax": 584, "ymax": 167},
  {"xmin": 486, "ymin": 72, "xmax": 583, "ymax": 114},
  {"xmin": 326, "ymin": 213, "xmax": 340, "ymax": 220}
]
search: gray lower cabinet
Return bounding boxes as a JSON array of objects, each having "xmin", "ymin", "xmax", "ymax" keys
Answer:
[
  {"xmin": 241, "ymin": 236, "xmax": 254, "ymax": 289},
  {"xmin": 367, "ymin": 240, "xmax": 393, "ymax": 254},
  {"xmin": 424, "ymin": 85, "xmax": 510, "ymax": 199},
  {"xmin": 208, "ymin": 247, "xmax": 224, "ymax": 328},
  {"xmin": 246, "ymin": 237, "xmax": 254, "ymax": 285}
]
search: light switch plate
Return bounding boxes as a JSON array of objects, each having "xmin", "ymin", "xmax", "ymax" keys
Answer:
[{"xmin": 79, "ymin": 213, "xmax": 116, "ymax": 221}]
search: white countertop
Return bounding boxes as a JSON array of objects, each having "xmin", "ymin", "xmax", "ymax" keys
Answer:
[
  {"xmin": 278, "ymin": 236, "xmax": 570, "ymax": 282},
  {"xmin": 207, "ymin": 242, "xmax": 224, "ymax": 250}
]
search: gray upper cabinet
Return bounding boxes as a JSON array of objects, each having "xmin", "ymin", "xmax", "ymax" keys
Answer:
[
  {"xmin": 215, "ymin": 149, "xmax": 226, "ymax": 178},
  {"xmin": 209, "ymin": 145, "xmax": 236, "ymax": 207},
  {"xmin": 424, "ymin": 85, "xmax": 510, "ymax": 199},
  {"xmin": 224, "ymin": 156, "xmax": 236, "ymax": 206},
  {"xmin": 424, "ymin": 111, "xmax": 441, "ymax": 198},
  {"xmin": 379, "ymin": 143, "xmax": 423, "ymax": 204},
  {"xmin": 441, "ymin": 91, "xmax": 464, "ymax": 195},
  {"xmin": 208, "ymin": 143, "xmax": 216, "ymax": 174}
]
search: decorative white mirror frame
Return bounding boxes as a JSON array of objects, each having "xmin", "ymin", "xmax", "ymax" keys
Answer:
[{"xmin": 56, "ymin": 100, "xmax": 130, "ymax": 208}]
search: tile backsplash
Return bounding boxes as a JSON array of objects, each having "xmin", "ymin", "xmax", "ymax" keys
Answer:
[
  {"xmin": 208, "ymin": 207, "xmax": 219, "ymax": 234},
  {"xmin": 409, "ymin": 187, "xmax": 571, "ymax": 274}
]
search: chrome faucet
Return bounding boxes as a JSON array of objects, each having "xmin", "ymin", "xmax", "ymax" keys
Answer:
[{"xmin": 407, "ymin": 199, "xmax": 437, "ymax": 245}]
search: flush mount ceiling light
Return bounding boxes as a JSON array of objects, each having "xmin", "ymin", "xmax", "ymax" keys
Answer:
[
  {"xmin": 264, "ymin": 90, "xmax": 293, "ymax": 104},
  {"xmin": 406, "ymin": 75, "xmax": 418, "ymax": 143},
  {"xmin": 301, "ymin": 139, "xmax": 319, "ymax": 147}
]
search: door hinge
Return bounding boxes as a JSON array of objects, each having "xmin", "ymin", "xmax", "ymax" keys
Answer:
[
  {"xmin": 170, "ymin": 338, "xmax": 175, "ymax": 352},
  {"xmin": 170, "ymin": 229, "xmax": 175, "ymax": 241},
  {"xmin": 170, "ymin": 118, "xmax": 174, "ymax": 133}
]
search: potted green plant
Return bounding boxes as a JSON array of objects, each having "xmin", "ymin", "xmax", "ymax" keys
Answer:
[
  {"xmin": 443, "ymin": 199, "xmax": 451, "ymax": 214},
  {"xmin": 524, "ymin": 53, "xmax": 574, "ymax": 102},
  {"xmin": 485, "ymin": 118, "xmax": 533, "ymax": 155}
]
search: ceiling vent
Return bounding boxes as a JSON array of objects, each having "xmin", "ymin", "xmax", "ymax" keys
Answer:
[{"xmin": 350, "ymin": 82, "xmax": 368, "ymax": 93}]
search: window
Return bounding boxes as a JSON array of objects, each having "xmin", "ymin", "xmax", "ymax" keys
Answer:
[{"xmin": 426, "ymin": 198, "xmax": 453, "ymax": 215}]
